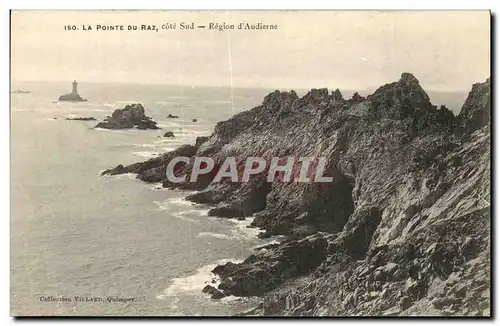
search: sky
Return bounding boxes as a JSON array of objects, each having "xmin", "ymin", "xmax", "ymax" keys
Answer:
[{"xmin": 11, "ymin": 10, "xmax": 490, "ymax": 91}]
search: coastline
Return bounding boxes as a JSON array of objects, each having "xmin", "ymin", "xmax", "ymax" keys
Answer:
[{"xmin": 100, "ymin": 72, "xmax": 491, "ymax": 316}]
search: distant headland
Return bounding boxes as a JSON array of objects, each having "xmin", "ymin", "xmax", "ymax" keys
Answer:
[
  {"xmin": 58, "ymin": 80, "xmax": 87, "ymax": 102},
  {"xmin": 12, "ymin": 89, "xmax": 30, "ymax": 94}
]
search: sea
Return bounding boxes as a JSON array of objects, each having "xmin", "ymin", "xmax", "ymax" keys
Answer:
[
  {"xmin": 10, "ymin": 81, "xmax": 279, "ymax": 316},
  {"xmin": 10, "ymin": 81, "xmax": 467, "ymax": 316}
]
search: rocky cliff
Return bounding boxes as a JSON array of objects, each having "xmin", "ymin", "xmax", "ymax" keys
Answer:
[{"xmin": 102, "ymin": 73, "xmax": 490, "ymax": 316}]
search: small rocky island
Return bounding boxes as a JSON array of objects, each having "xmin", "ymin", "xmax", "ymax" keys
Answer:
[
  {"xmin": 65, "ymin": 117, "xmax": 96, "ymax": 121},
  {"xmin": 95, "ymin": 103, "xmax": 160, "ymax": 130},
  {"xmin": 58, "ymin": 80, "xmax": 87, "ymax": 102}
]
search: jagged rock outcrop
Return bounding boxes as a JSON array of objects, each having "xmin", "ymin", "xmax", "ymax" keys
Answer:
[
  {"xmin": 350, "ymin": 92, "xmax": 365, "ymax": 104},
  {"xmin": 95, "ymin": 104, "xmax": 160, "ymax": 130},
  {"xmin": 102, "ymin": 73, "xmax": 490, "ymax": 316},
  {"xmin": 458, "ymin": 78, "xmax": 491, "ymax": 131},
  {"xmin": 212, "ymin": 234, "xmax": 327, "ymax": 297}
]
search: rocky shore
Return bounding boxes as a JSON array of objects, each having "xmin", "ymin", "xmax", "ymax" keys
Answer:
[
  {"xmin": 95, "ymin": 103, "xmax": 160, "ymax": 130},
  {"xmin": 102, "ymin": 73, "xmax": 490, "ymax": 316}
]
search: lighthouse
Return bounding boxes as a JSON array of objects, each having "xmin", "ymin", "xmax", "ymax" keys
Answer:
[
  {"xmin": 72, "ymin": 80, "xmax": 78, "ymax": 95},
  {"xmin": 58, "ymin": 80, "xmax": 87, "ymax": 102}
]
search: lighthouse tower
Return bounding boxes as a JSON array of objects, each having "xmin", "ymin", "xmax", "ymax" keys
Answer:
[
  {"xmin": 72, "ymin": 80, "xmax": 78, "ymax": 95},
  {"xmin": 58, "ymin": 80, "xmax": 86, "ymax": 101}
]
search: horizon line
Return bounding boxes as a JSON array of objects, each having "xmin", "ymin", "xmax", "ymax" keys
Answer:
[{"xmin": 10, "ymin": 79, "xmax": 474, "ymax": 94}]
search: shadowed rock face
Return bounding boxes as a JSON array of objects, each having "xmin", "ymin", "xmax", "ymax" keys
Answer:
[
  {"xmin": 102, "ymin": 73, "xmax": 490, "ymax": 316},
  {"xmin": 458, "ymin": 78, "xmax": 491, "ymax": 131},
  {"xmin": 212, "ymin": 235, "xmax": 327, "ymax": 297},
  {"xmin": 95, "ymin": 104, "xmax": 160, "ymax": 130}
]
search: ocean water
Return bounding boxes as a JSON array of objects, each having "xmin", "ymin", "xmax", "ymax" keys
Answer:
[{"xmin": 10, "ymin": 81, "xmax": 274, "ymax": 316}]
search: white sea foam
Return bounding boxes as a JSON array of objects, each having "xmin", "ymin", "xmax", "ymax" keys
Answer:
[
  {"xmin": 94, "ymin": 127, "xmax": 162, "ymax": 135},
  {"xmin": 116, "ymin": 100, "xmax": 141, "ymax": 104},
  {"xmin": 203, "ymin": 100, "xmax": 232, "ymax": 104},
  {"xmin": 102, "ymin": 103, "xmax": 120, "ymax": 108},
  {"xmin": 157, "ymin": 122, "xmax": 183, "ymax": 128},
  {"xmin": 196, "ymin": 232, "xmax": 233, "ymax": 240},
  {"xmin": 162, "ymin": 196, "xmax": 196, "ymax": 207},
  {"xmin": 220, "ymin": 295, "xmax": 244, "ymax": 303},
  {"xmin": 204, "ymin": 216, "xmax": 263, "ymax": 240},
  {"xmin": 125, "ymin": 143, "xmax": 158, "ymax": 148},
  {"xmin": 154, "ymin": 197, "xmax": 209, "ymax": 222},
  {"xmin": 172, "ymin": 210, "xmax": 207, "ymax": 222},
  {"xmin": 145, "ymin": 182, "xmax": 164, "ymax": 191},
  {"xmin": 93, "ymin": 128, "xmax": 129, "ymax": 134},
  {"xmin": 230, "ymin": 220, "xmax": 261, "ymax": 239},
  {"xmin": 156, "ymin": 260, "xmax": 224, "ymax": 304},
  {"xmin": 207, "ymin": 216, "xmax": 262, "ymax": 239},
  {"xmin": 101, "ymin": 172, "xmax": 136, "ymax": 180},
  {"xmin": 132, "ymin": 151, "xmax": 162, "ymax": 158},
  {"xmin": 156, "ymin": 258, "xmax": 241, "ymax": 303}
]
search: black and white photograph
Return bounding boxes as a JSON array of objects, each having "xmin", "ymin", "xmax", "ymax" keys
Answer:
[{"xmin": 9, "ymin": 9, "xmax": 491, "ymax": 318}]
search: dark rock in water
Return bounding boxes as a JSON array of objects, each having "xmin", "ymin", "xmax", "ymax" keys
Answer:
[
  {"xmin": 58, "ymin": 93, "xmax": 87, "ymax": 102},
  {"xmin": 94, "ymin": 103, "xmax": 160, "ymax": 130},
  {"xmin": 163, "ymin": 131, "xmax": 175, "ymax": 138},
  {"xmin": 211, "ymin": 290, "xmax": 225, "ymax": 300},
  {"xmin": 137, "ymin": 120, "xmax": 159, "ymax": 130},
  {"xmin": 102, "ymin": 73, "xmax": 491, "ymax": 316},
  {"xmin": 202, "ymin": 285, "xmax": 218, "ymax": 295},
  {"xmin": 202, "ymin": 285, "xmax": 225, "ymax": 299},
  {"xmin": 192, "ymin": 118, "xmax": 198, "ymax": 122},
  {"xmin": 65, "ymin": 117, "xmax": 96, "ymax": 121},
  {"xmin": 101, "ymin": 164, "xmax": 130, "ymax": 176},
  {"xmin": 167, "ymin": 113, "xmax": 179, "ymax": 119},
  {"xmin": 101, "ymin": 143, "xmax": 198, "ymax": 181}
]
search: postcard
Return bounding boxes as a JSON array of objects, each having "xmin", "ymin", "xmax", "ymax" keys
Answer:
[{"xmin": 10, "ymin": 10, "xmax": 491, "ymax": 317}]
